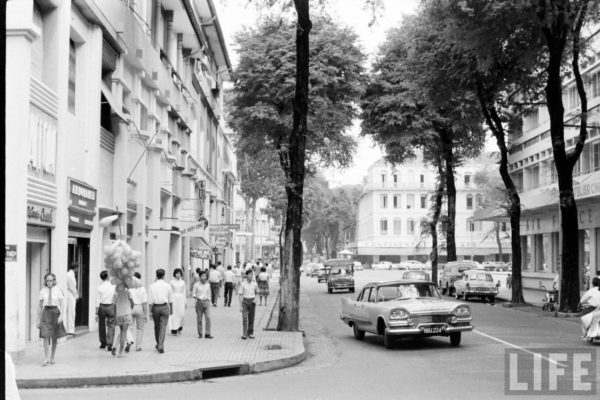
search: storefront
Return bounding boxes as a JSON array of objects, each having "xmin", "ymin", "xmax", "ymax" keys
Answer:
[
  {"xmin": 26, "ymin": 203, "xmax": 55, "ymax": 341},
  {"xmin": 67, "ymin": 178, "xmax": 97, "ymax": 329}
]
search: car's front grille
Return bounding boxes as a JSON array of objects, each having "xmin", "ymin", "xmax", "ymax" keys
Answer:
[{"xmin": 413, "ymin": 315, "xmax": 450, "ymax": 324}]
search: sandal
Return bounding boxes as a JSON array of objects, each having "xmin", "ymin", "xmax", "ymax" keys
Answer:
[
  {"xmin": 42, "ymin": 361, "xmax": 49, "ymax": 367},
  {"xmin": 50, "ymin": 359, "xmax": 55, "ymax": 364}
]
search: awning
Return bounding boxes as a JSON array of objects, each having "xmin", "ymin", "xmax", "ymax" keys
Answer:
[
  {"xmin": 100, "ymin": 82, "xmax": 129, "ymax": 123},
  {"xmin": 191, "ymin": 236, "xmax": 212, "ymax": 252},
  {"xmin": 473, "ymin": 207, "xmax": 509, "ymax": 222}
]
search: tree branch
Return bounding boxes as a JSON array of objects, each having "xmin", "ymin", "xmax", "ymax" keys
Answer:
[{"xmin": 568, "ymin": 0, "xmax": 589, "ymax": 167}]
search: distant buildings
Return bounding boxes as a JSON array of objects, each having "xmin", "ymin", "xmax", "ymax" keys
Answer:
[
  {"xmin": 351, "ymin": 153, "xmax": 510, "ymax": 266},
  {"xmin": 6, "ymin": 0, "xmax": 234, "ymax": 357},
  {"xmin": 503, "ymin": 28, "xmax": 600, "ymax": 290}
]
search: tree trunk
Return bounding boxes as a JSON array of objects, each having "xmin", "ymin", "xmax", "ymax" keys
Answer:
[
  {"xmin": 495, "ymin": 223, "xmax": 502, "ymax": 261},
  {"xmin": 476, "ymin": 83, "xmax": 525, "ymax": 304},
  {"xmin": 250, "ymin": 200, "xmax": 257, "ymax": 262},
  {"xmin": 441, "ymin": 132, "xmax": 457, "ymax": 261},
  {"xmin": 541, "ymin": 15, "xmax": 584, "ymax": 312},
  {"xmin": 430, "ymin": 160, "xmax": 444, "ymax": 285},
  {"xmin": 277, "ymin": 0, "xmax": 311, "ymax": 331},
  {"xmin": 324, "ymin": 235, "xmax": 330, "ymax": 261},
  {"xmin": 330, "ymin": 226, "xmax": 339, "ymax": 259},
  {"xmin": 279, "ymin": 219, "xmax": 285, "ymax": 273}
]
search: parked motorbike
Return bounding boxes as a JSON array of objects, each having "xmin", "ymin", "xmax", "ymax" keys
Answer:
[{"xmin": 539, "ymin": 284, "xmax": 557, "ymax": 312}]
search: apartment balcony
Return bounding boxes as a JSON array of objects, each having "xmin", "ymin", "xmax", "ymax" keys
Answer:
[{"xmin": 172, "ymin": 170, "xmax": 183, "ymax": 199}]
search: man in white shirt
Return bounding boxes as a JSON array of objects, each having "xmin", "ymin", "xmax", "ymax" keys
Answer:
[
  {"xmin": 65, "ymin": 262, "xmax": 79, "ymax": 335},
  {"xmin": 192, "ymin": 270, "xmax": 213, "ymax": 338},
  {"xmin": 148, "ymin": 269, "xmax": 173, "ymax": 353},
  {"xmin": 129, "ymin": 272, "xmax": 148, "ymax": 351},
  {"xmin": 233, "ymin": 263, "xmax": 242, "ymax": 294},
  {"xmin": 223, "ymin": 266, "xmax": 235, "ymax": 307},
  {"xmin": 239, "ymin": 269, "xmax": 258, "ymax": 339},
  {"xmin": 95, "ymin": 270, "xmax": 116, "ymax": 351},
  {"xmin": 208, "ymin": 265, "xmax": 221, "ymax": 307}
]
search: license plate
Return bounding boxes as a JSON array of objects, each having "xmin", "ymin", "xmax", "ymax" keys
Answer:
[{"xmin": 423, "ymin": 326, "xmax": 445, "ymax": 334}]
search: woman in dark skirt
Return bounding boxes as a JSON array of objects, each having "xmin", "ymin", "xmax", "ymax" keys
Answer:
[
  {"xmin": 257, "ymin": 267, "xmax": 270, "ymax": 306},
  {"xmin": 36, "ymin": 273, "xmax": 67, "ymax": 366}
]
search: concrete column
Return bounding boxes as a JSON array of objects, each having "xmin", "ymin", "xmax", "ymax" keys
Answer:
[
  {"xmin": 5, "ymin": 0, "xmax": 37, "ymax": 358},
  {"xmin": 164, "ymin": 11, "xmax": 176, "ymax": 67},
  {"xmin": 176, "ymin": 33, "xmax": 184, "ymax": 75},
  {"xmin": 153, "ymin": 0, "xmax": 163, "ymax": 48}
]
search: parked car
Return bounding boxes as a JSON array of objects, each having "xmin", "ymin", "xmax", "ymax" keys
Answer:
[
  {"xmin": 453, "ymin": 270, "xmax": 500, "ymax": 303},
  {"xmin": 341, "ymin": 280, "xmax": 473, "ymax": 348},
  {"xmin": 316, "ymin": 264, "xmax": 327, "ymax": 282},
  {"xmin": 401, "ymin": 271, "xmax": 431, "ymax": 281},
  {"xmin": 325, "ymin": 259, "xmax": 355, "ymax": 293},
  {"xmin": 440, "ymin": 261, "xmax": 480, "ymax": 296},
  {"xmin": 373, "ymin": 261, "xmax": 393, "ymax": 270},
  {"xmin": 404, "ymin": 260, "xmax": 426, "ymax": 271},
  {"xmin": 390, "ymin": 263, "xmax": 409, "ymax": 271}
]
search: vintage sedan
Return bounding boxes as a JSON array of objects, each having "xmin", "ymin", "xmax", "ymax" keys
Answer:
[
  {"xmin": 401, "ymin": 271, "xmax": 431, "ymax": 281},
  {"xmin": 453, "ymin": 270, "xmax": 499, "ymax": 302},
  {"xmin": 341, "ymin": 280, "xmax": 473, "ymax": 348}
]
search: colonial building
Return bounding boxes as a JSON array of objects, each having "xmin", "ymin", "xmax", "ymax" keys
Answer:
[
  {"xmin": 5, "ymin": 0, "xmax": 234, "ymax": 357},
  {"xmin": 352, "ymin": 154, "xmax": 510, "ymax": 266},
  {"xmin": 505, "ymin": 30, "xmax": 600, "ymax": 290}
]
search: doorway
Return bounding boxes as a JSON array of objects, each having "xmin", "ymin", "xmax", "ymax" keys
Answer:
[
  {"xmin": 26, "ymin": 239, "xmax": 49, "ymax": 341},
  {"xmin": 68, "ymin": 236, "xmax": 90, "ymax": 328}
]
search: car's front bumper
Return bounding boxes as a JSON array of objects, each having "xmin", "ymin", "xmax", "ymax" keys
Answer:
[
  {"xmin": 387, "ymin": 324, "xmax": 474, "ymax": 336},
  {"xmin": 465, "ymin": 289, "xmax": 498, "ymax": 295}
]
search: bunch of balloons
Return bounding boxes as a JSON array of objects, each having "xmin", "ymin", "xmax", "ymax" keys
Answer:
[{"xmin": 103, "ymin": 240, "xmax": 141, "ymax": 288}]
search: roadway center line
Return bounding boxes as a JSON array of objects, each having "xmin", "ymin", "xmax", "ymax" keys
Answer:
[{"xmin": 473, "ymin": 329, "xmax": 568, "ymax": 368}]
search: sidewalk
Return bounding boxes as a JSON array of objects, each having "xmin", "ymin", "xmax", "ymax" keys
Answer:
[
  {"xmin": 496, "ymin": 287, "xmax": 546, "ymax": 307},
  {"xmin": 15, "ymin": 283, "xmax": 305, "ymax": 388}
]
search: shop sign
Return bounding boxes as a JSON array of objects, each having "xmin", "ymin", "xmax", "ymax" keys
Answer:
[
  {"xmin": 69, "ymin": 208, "xmax": 94, "ymax": 230},
  {"xmin": 5, "ymin": 245, "xmax": 17, "ymax": 262},
  {"xmin": 27, "ymin": 203, "xmax": 55, "ymax": 227},
  {"xmin": 191, "ymin": 248, "xmax": 210, "ymax": 259},
  {"xmin": 211, "ymin": 224, "xmax": 240, "ymax": 232},
  {"xmin": 574, "ymin": 179, "xmax": 600, "ymax": 200},
  {"xmin": 68, "ymin": 178, "xmax": 97, "ymax": 212}
]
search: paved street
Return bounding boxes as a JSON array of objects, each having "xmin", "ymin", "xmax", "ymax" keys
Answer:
[{"xmin": 21, "ymin": 270, "xmax": 600, "ymax": 400}]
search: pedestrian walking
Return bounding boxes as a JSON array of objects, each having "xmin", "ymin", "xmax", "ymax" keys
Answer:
[
  {"xmin": 96, "ymin": 270, "xmax": 116, "ymax": 352},
  {"xmin": 129, "ymin": 272, "xmax": 147, "ymax": 351},
  {"xmin": 168, "ymin": 268, "xmax": 187, "ymax": 335},
  {"xmin": 506, "ymin": 273, "xmax": 512, "ymax": 289},
  {"xmin": 208, "ymin": 264, "xmax": 221, "ymax": 306},
  {"xmin": 192, "ymin": 270, "xmax": 213, "ymax": 339},
  {"xmin": 257, "ymin": 266, "xmax": 270, "ymax": 306},
  {"xmin": 233, "ymin": 263, "xmax": 242, "ymax": 294},
  {"xmin": 148, "ymin": 269, "xmax": 173, "ymax": 353},
  {"xmin": 579, "ymin": 277, "xmax": 600, "ymax": 341},
  {"xmin": 65, "ymin": 262, "xmax": 79, "ymax": 336},
  {"xmin": 239, "ymin": 269, "xmax": 258, "ymax": 339},
  {"xmin": 36, "ymin": 273, "xmax": 67, "ymax": 366},
  {"xmin": 223, "ymin": 265, "xmax": 235, "ymax": 307},
  {"xmin": 112, "ymin": 283, "xmax": 133, "ymax": 357}
]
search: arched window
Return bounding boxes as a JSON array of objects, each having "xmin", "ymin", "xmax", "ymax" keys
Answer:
[{"xmin": 380, "ymin": 219, "xmax": 388, "ymax": 235}]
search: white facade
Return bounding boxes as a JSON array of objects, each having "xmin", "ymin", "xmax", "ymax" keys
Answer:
[
  {"xmin": 5, "ymin": 0, "xmax": 235, "ymax": 358},
  {"xmin": 353, "ymin": 154, "xmax": 510, "ymax": 265},
  {"xmin": 507, "ymin": 29, "xmax": 600, "ymax": 290}
]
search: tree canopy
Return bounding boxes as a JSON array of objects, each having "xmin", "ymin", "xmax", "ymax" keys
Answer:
[{"xmin": 228, "ymin": 15, "xmax": 366, "ymax": 170}]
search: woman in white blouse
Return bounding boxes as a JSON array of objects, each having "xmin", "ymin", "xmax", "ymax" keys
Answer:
[
  {"xmin": 168, "ymin": 268, "xmax": 187, "ymax": 335},
  {"xmin": 36, "ymin": 273, "xmax": 67, "ymax": 366}
]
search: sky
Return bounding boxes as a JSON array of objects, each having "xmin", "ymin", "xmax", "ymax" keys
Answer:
[{"xmin": 213, "ymin": 0, "xmax": 486, "ymax": 188}]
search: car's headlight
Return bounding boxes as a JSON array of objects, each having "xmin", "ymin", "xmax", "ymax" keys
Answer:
[
  {"xmin": 390, "ymin": 308, "xmax": 409, "ymax": 320},
  {"xmin": 453, "ymin": 305, "xmax": 471, "ymax": 317}
]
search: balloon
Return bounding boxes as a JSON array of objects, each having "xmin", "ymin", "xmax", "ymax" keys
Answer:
[
  {"xmin": 127, "ymin": 260, "xmax": 135, "ymax": 268},
  {"xmin": 103, "ymin": 244, "xmax": 117, "ymax": 254},
  {"xmin": 114, "ymin": 259, "xmax": 123, "ymax": 269},
  {"xmin": 122, "ymin": 267, "xmax": 130, "ymax": 276},
  {"xmin": 110, "ymin": 277, "xmax": 117, "ymax": 285},
  {"xmin": 99, "ymin": 215, "xmax": 119, "ymax": 228}
]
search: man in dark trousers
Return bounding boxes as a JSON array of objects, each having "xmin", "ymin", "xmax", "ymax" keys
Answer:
[
  {"xmin": 148, "ymin": 269, "xmax": 173, "ymax": 353},
  {"xmin": 95, "ymin": 270, "xmax": 116, "ymax": 351},
  {"xmin": 223, "ymin": 265, "xmax": 235, "ymax": 307}
]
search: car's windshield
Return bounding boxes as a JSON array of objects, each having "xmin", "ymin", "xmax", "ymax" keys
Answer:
[
  {"xmin": 377, "ymin": 283, "xmax": 440, "ymax": 301},
  {"xmin": 330, "ymin": 267, "xmax": 352, "ymax": 276},
  {"xmin": 469, "ymin": 273, "xmax": 493, "ymax": 281}
]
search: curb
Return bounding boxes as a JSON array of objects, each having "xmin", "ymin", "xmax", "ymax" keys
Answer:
[{"xmin": 17, "ymin": 339, "xmax": 306, "ymax": 389}]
